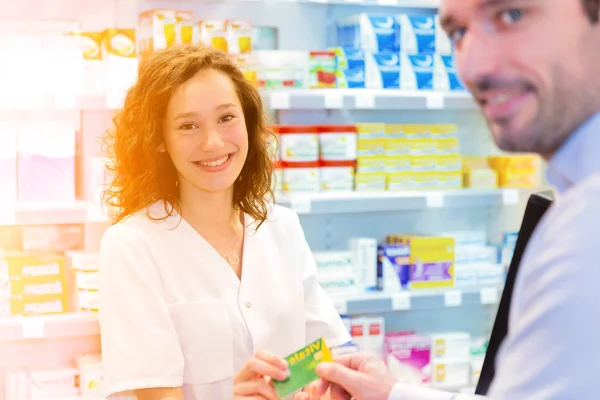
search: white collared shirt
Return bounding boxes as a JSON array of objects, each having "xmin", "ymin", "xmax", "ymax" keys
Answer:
[{"xmin": 99, "ymin": 202, "xmax": 350, "ymax": 400}]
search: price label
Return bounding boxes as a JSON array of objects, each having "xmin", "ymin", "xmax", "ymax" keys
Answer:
[
  {"xmin": 481, "ymin": 287, "xmax": 499, "ymax": 305},
  {"xmin": 22, "ymin": 317, "xmax": 45, "ymax": 339},
  {"xmin": 502, "ymin": 189, "xmax": 519, "ymax": 206},
  {"xmin": 444, "ymin": 291, "xmax": 463, "ymax": 307},
  {"xmin": 426, "ymin": 92, "xmax": 445, "ymax": 109},
  {"xmin": 270, "ymin": 92, "xmax": 291, "ymax": 109},
  {"xmin": 324, "ymin": 92, "xmax": 344, "ymax": 109},
  {"xmin": 332, "ymin": 298, "xmax": 348, "ymax": 315},
  {"xmin": 426, "ymin": 192, "xmax": 444, "ymax": 208},
  {"xmin": 392, "ymin": 292, "xmax": 411, "ymax": 311},
  {"xmin": 377, "ymin": 0, "xmax": 398, "ymax": 4},
  {"xmin": 355, "ymin": 93, "xmax": 375, "ymax": 109},
  {"xmin": 290, "ymin": 196, "xmax": 312, "ymax": 214}
]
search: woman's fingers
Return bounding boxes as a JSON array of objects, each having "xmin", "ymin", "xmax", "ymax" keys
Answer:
[
  {"xmin": 234, "ymin": 379, "xmax": 280, "ymax": 400},
  {"xmin": 235, "ymin": 350, "xmax": 289, "ymax": 383}
]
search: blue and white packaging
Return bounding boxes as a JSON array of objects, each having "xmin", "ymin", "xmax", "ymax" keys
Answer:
[
  {"xmin": 365, "ymin": 51, "xmax": 401, "ymax": 89},
  {"xmin": 338, "ymin": 68, "xmax": 366, "ymax": 89},
  {"xmin": 330, "ymin": 47, "xmax": 366, "ymax": 70},
  {"xmin": 337, "ymin": 14, "xmax": 399, "ymax": 53},
  {"xmin": 434, "ymin": 54, "xmax": 466, "ymax": 91},
  {"xmin": 400, "ymin": 52, "xmax": 434, "ymax": 90},
  {"xmin": 397, "ymin": 14, "xmax": 435, "ymax": 54}
]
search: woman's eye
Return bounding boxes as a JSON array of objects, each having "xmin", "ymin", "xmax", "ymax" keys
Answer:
[
  {"xmin": 500, "ymin": 9, "xmax": 524, "ymax": 25},
  {"xmin": 219, "ymin": 115, "xmax": 235, "ymax": 123},
  {"xmin": 180, "ymin": 123, "xmax": 198, "ymax": 130}
]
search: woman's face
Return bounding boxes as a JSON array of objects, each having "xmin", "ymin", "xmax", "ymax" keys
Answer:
[{"xmin": 163, "ymin": 69, "xmax": 249, "ymax": 195}]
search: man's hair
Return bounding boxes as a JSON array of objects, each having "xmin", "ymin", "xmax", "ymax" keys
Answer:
[{"xmin": 582, "ymin": 0, "xmax": 600, "ymax": 23}]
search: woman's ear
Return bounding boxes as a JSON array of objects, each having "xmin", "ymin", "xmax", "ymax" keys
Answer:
[{"xmin": 157, "ymin": 143, "xmax": 167, "ymax": 153}]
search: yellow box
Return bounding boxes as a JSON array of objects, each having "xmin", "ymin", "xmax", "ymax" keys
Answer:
[
  {"xmin": 429, "ymin": 124, "xmax": 458, "ymax": 138},
  {"xmin": 357, "ymin": 156, "xmax": 386, "ymax": 173},
  {"xmin": 138, "ymin": 9, "xmax": 177, "ymax": 55},
  {"xmin": 385, "ymin": 156, "xmax": 411, "ymax": 173},
  {"xmin": 1, "ymin": 253, "xmax": 65, "ymax": 280},
  {"xmin": 463, "ymin": 169, "xmax": 498, "ymax": 188},
  {"xmin": 358, "ymin": 138, "xmax": 385, "ymax": 157},
  {"xmin": 102, "ymin": 28, "xmax": 136, "ymax": 58},
  {"xmin": 385, "ymin": 236, "xmax": 455, "ymax": 289},
  {"xmin": 226, "ymin": 19, "xmax": 253, "ymax": 54},
  {"xmin": 435, "ymin": 138, "xmax": 460, "ymax": 155},
  {"xmin": 409, "ymin": 139, "xmax": 435, "ymax": 156},
  {"xmin": 462, "ymin": 155, "xmax": 490, "ymax": 170},
  {"xmin": 176, "ymin": 10, "xmax": 198, "ymax": 45},
  {"xmin": 436, "ymin": 154, "xmax": 462, "ymax": 173},
  {"xmin": 387, "ymin": 172, "xmax": 413, "ymax": 191},
  {"xmin": 355, "ymin": 172, "xmax": 387, "ymax": 191},
  {"xmin": 435, "ymin": 172, "xmax": 463, "ymax": 189},
  {"xmin": 498, "ymin": 169, "xmax": 538, "ymax": 188},
  {"xmin": 412, "ymin": 172, "xmax": 437, "ymax": 189},
  {"xmin": 10, "ymin": 295, "xmax": 68, "ymax": 316},
  {"xmin": 384, "ymin": 124, "xmax": 404, "ymax": 138},
  {"xmin": 357, "ymin": 123, "xmax": 385, "ymax": 139},
  {"xmin": 403, "ymin": 124, "xmax": 428, "ymax": 140},
  {"xmin": 385, "ymin": 137, "xmax": 410, "ymax": 156},
  {"xmin": 411, "ymin": 155, "xmax": 437, "ymax": 172},
  {"xmin": 488, "ymin": 154, "xmax": 541, "ymax": 171},
  {"xmin": 200, "ymin": 19, "xmax": 228, "ymax": 52},
  {"xmin": 69, "ymin": 32, "xmax": 103, "ymax": 60}
]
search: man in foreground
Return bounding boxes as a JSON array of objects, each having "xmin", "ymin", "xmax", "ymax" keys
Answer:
[{"xmin": 311, "ymin": 0, "xmax": 600, "ymax": 399}]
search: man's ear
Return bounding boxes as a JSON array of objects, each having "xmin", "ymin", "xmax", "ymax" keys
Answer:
[{"xmin": 157, "ymin": 143, "xmax": 167, "ymax": 153}]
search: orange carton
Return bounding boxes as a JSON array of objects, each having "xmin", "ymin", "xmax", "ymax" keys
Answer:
[
  {"xmin": 138, "ymin": 9, "xmax": 177, "ymax": 55},
  {"xmin": 226, "ymin": 19, "xmax": 252, "ymax": 54},
  {"xmin": 200, "ymin": 19, "xmax": 228, "ymax": 53}
]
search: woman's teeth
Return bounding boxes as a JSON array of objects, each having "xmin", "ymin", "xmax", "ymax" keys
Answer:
[{"xmin": 196, "ymin": 154, "xmax": 230, "ymax": 167}]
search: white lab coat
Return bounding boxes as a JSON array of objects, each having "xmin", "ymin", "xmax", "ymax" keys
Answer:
[{"xmin": 99, "ymin": 202, "xmax": 350, "ymax": 400}]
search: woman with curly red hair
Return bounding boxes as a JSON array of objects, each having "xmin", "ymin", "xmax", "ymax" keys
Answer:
[{"xmin": 98, "ymin": 44, "xmax": 349, "ymax": 400}]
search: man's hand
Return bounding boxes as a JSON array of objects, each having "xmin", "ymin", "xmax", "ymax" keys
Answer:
[{"xmin": 307, "ymin": 352, "xmax": 398, "ymax": 400}]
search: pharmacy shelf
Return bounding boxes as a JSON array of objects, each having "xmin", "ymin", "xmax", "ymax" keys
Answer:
[
  {"xmin": 330, "ymin": 285, "xmax": 503, "ymax": 315},
  {"xmin": 0, "ymin": 313, "xmax": 99, "ymax": 342},
  {"xmin": 0, "ymin": 202, "xmax": 109, "ymax": 226},
  {"xmin": 169, "ymin": 0, "xmax": 441, "ymax": 7},
  {"xmin": 264, "ymin": 89, "xmax": 476, "ymax": 110},
  {"xmin": 276, "ymin": 188, "xmax": 520, "ymax": 215},
  {"xmin": 1, "ymin": 90, "xmax": 476, "ymax": 112}
]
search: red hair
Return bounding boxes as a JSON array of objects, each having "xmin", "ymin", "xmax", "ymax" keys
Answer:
[{"xmin": 104, "ymin": 45, "xmax": 274, "ymax": 227}]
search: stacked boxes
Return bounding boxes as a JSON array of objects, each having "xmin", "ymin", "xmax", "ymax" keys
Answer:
[
  {"xmin": 334, "ymin": 13, "xmax": 464, "ymax": 91},
  {"xmin": 488, "ymin": 154, "xmax": 541, "ymax": 188},
  {"xmin": 0, "ymin": 253, "xmax": 69, "ymax": 316}
]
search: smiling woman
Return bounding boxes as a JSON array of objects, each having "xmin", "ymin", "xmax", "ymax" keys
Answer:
[{"xmin": 98, "ymin": 44, "xmax": 350, "ymax": 400}]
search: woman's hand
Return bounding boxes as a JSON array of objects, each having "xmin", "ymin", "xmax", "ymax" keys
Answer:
[{"xmin": 234, "ymin": 349, "xmax": 290, "ymax": 400}]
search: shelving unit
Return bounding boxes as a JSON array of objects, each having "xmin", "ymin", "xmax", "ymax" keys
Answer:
[
  {"xmin": 278, "ymin": 188, "xmax": 520, "ymax": 215},
  {"xmin": 0, "ymin": 313, "xmax": 99, "ymax": 342},
  {"xmin": 0, "ymin": 202, "xmax": 108, "ymax": 227}
]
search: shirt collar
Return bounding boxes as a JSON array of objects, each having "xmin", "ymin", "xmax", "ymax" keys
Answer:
[{"xmin": 547, "ymin": 111, "xmax": 600, "ymax": 193}]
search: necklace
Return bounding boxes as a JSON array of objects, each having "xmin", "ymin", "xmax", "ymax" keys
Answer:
[{"xmin": 221, "ymin": 224, "xmax": 241, "ymax": 266}]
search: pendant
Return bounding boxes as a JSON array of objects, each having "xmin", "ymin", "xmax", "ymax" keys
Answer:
[{"xmin": 224, "ymin": 253, "xmax": 240, "ymax": 265}]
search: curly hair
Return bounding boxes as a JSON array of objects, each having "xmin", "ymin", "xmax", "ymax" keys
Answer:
[{"xmin": 103, "ymin": 44, "xmax": 274, "ymax": 228}]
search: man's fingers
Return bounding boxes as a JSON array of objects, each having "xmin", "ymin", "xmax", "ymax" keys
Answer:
[
  {"xmin": 307, "ymin": 378, "xmax": 330, "ymax": 397},
  {"xmin": 331, "ymin": 353, "xmax": 371, "ymax": 370},
  {"xmin": 316, "ymin": 362, "xmax": 362, "ymax": 396},
  {"xmin": 329, "ymin": 383, "xmax": 352, "ymax": 400},
  {"xmin": 293, "ymin": 392, "xmax": 309, "ymax": 400},
  {"xmin": 233, "ymin": 380, "xmax": 279, "ymax": 400}
]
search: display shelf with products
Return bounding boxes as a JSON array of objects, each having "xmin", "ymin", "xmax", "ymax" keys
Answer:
[
  {"xmin": 0, "ymin": 202, "xmax": 109, "ymax": 227},
  {"xmin": 0, "ymin": 0, "xmax": 538, "ymax": 397},
  {"xmin": 0, "ymin": 313, "xmax": 99, "ymax": 343},
  {"xmin": 277, "ymin": 188, "xmax": 521, "ymax": 215}
]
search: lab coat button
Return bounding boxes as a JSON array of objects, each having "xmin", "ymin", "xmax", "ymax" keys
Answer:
[{"xmin": 245, "ymin": 301, "xmax": 252, "ymax": 308}]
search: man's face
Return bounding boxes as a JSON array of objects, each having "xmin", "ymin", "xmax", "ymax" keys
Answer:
[{"xmin": 440, "ymin": 0, "xmax": 600, "ymax": 157}]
